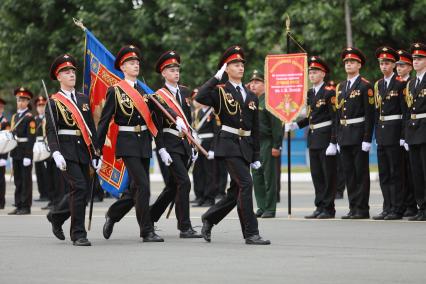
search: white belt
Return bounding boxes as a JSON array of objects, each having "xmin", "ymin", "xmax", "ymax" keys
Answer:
[
  {"xmin": 309, "ymin": 120, "xmax": 332, "ymax": 130},
  {"xmin": 118, "ymin": 125, "xmax": 148, "ymax": 132},
  {"xmin": 340, "ymin": 117, "xmax": 365, "ymax": 126},
  {"xmin": 16, "ymin": 137, "xmax": 28, "ymax": 143},
  {"xmin": 379, "ymin": 114, "xmax": 402, "ymax": 121},
  {"xmin": 58, "ymin": 129, "xmax": 81, "ymax": 136},
  {"xmin": 198, "ymin": 133, "xmax": 214, "ymax": 139},
  {"xmin": 221, "ymin": 125, "xmax": 251, "ymax": 137},
  {"xmin": 410, "ymin": 113, "xmax": 426, "ymax": 120},
  {"xmin": 164, "ymin": 128, "xmax": 185, "ymax": 138},
  {"xmin": 36, "ymin": 136, "xmax": 44, "ymax": 142}
]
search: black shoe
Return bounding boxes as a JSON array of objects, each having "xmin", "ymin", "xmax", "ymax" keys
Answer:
[
  {"xmin": 46, "ymin": 212, "xmax": 65, "ymax": 240},
  {"xmin": 190, "ymin": 198, "xmax": 202, "ymax": 204},
  {"xmin": 180, "ymin": 228, "xmax": 203, "ymax": 239},
  {"xmin": 403, "ymin": 208, "xmax": 418, "ymax": 217},
  {"xmin": 245, "ymin": 235, "xmax": 271, "ymax": 245},
  {"xmin": 201, "ymin": 218, "xmax": 213, "ymax": 242},
  {"xmin": 261, "ymin": 211, "xmax": 276, "ymax": 218},
  {"xmin": 202, "ymin": 199, "xmax": 215, "ymax": 207},
  {"xmin": 351, "ymin": 212, "xmax": 370, "ymax": 219},
  {"xmin": 317, "ymin": 212, "xmax": 335, "ymax": 219},
  {"xmin": 341, "ymin": 211, "xmax": 355, "ymax": 219},
  {"xmin": 384, "ymin": 212, "xmax": 403, "ymax": 220},
  {"xmin": 73, "ymin": 238, "xmax": 91, "ymax": 246},
  {"xmin": 16, "ymin": 208, "xmax": 31, "ymax": 215},
  {"xmin": 416, "ymin": 212, "xmax": 426, "ymax": 221},
  {"xmin": 372, "ymin": 211, "xmax": 388, "ymax": 220},
  {"xmin": 8, "ymin": 208, "xmax": 19, "ymax": 215},
  {"xmin": 35, "ymin": 197, "xmax": 49, "ymax": 202},
  {"xmin": 305, "ymin": 210, "xmax": 322, "ymax": 219},
  {"xmin": 142, "ymin": 231, "xmax": 164, "ymax": 242},
  {"xmin": 255, "ymin": 209, "xmax": 264, "ymax": 218},
  {"xmin": 192, "ymin": 199, "xmax": 205, "ymax": 207},
  {"xmin": 216, "ymin": 193, "xmax": 226, "ymax": 200},
  {"xmin": 103, "ymin": 215, "xmax": 115, "ymax": 240},
  {"xmin": 408, "ymin": 211, "xmax": 423, "ymax": 221},
  {"xmin": 41, "ymin": 204, "xmax": 53, "ymax": 210},
  {"xmin": 335, "ymin": 191, "xmax": 344, "ymax": 199}
]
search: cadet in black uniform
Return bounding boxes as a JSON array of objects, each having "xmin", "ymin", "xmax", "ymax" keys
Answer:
[
  {"xmin": 405, "ymin": 43, "xmax": 426, "ymax": 221},
  {"xmin": 196, "ymin": 46, "xmax": 270, "ymax": 245},
  {"xmin": 335, "ymin": 47, "xmax": 374, "ymax": 219},
  {"xmin": 34, "ymin": 96, "xmax": 49, "ymax": 202},
  {"xmin": 45, "ymin": 54, "xmax": 100, "ymax": 246},
  {"xmin": 98, "ymin": 45, "xmax": 164, "ymax": 242},
  {"xmin": 286, "ymin": 56, "xmax": 337, "ymax": 219},
  {"xmin": 8, "ymin": 87, "xmax": 36, "ymax": 215},
  {"xmin": 0, "ymin": 98, "xmax": 10, "ymax": 210},
  {"xmin": 148, "ymin": 50, "xmax": 202, "ymax": 238},
  {"xmin": 372, "ymin": 47, "xmax": 407, "ymax": 220},
  {"xmin": 396, "ymin": 49, "xmax": 417, "ymax": 217}
]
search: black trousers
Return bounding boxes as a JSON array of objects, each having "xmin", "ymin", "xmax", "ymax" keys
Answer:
[
  {"xmin": 49, "ymin": 161, "xmax": 90, "ymax": 241},
  {"xmin": 192, "ymin": 152, "xmax": 216, "ymax": 202},
  {"xmin": 106, "ymin": 157, "xmax": 153, "ymax": 237},
  {"xmin": 35, "ymin": 160, "xmax": 49, "ymax": 199},
  {"xmin": 408, "ymin": 144, "xmax": 426, "ymax": 211},
  {"xmin": 0, "ymin": 166, "xmax": 5, "ymax": 207},
  {"xmin": 377, "ymin": 145, "xmax": 404, "ymax": 214},
  {"xmin": 214, "ymin": 159, "xmax": 228, "ymax": 196},
  {"xmin": 309, "ymin": 148, "xmax": 336, "ymax": 213},
  {"xmin": 12, "ymin": 159, "xmax": 33, "ymax": 210},
  {"xmin": 202, "ymin": 156, "xmax": 259, "ymax": 238},
  {"xmin": 340, "ymin": 145, "xmax": 370, "ymax": 214},
  {"xmin": 401, "ymin": 148, "xmax": 417, "ymax": 212},
  {"xmin": 150, "ymin": 152, "xmax": 192, "ymax": 231},
  {"xmin": 336, "ymin": 152, "xmax": 346, "ymax": 194},
  {"xmin": 46, "ymin": 158, "xmax": 66, "ymax": 207}
]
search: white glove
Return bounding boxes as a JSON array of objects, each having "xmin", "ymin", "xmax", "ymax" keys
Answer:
[
  {"xmin": 250, "ymin": 161, "xmax": 261, "ymax": 170},
  {"xmin": 159, "ymin": 148, "xmax": 173, "ymax": 166},
  {"xmin": 0, "ymin": 159, "xmax": 6, "ymax": 167},
  {"xmin": 175, "ymin": 117, "xmax": 188, "ymax": 132},
  {"xmin": 92, "ymin": 156, "xmax": 102, "ymax": 172},
  {"xmin": 207, "ymin": 150, "xmax": 215, "ymax": 160},
  {"xmin": 191, "ymin": 148, "xmax": 198, "ymax": 162},
  {"xmin": 52, "ymin": 151, "xmax": 67, "ymax": 171},
  {"xmin": 337, "ymin": 144, "xmax": 341, "ymax": 153},
  {"xmin": 284, "ymin": 122, "xmax": 299, "ymax": 132},
  {"xmin": 214, "ymin": 63, "xmax": 227, "ymax": 80},
  {"xmin": 404, "ymin": 143, "xmax": 409, "ymax": 151},
  {"xmin": 400, "ymin": 139, "xmax": 405, "ymax": 147},
  {"xmin": 23, "ymin": 158, "xmax": 32, "ymax": 167},
  {"xmin": 361, "ymin": 142, "xmax": 371, "ymax": 152},
  {"xmin": 325, "ymin": 143, "xmax": 337, "ymax": 156}
]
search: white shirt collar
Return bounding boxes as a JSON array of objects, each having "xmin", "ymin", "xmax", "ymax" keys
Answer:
[
  {"xmin": 125, "ymin": 79, "xmax": 137, "ymax": 87},
  {"xmin": 229, "ymin": 80, "xmax": 247, "ymax": 101},
  {"xmin": 313, "ymin": 82, "xmax": 324, "ymax": 94},
  {"xmin": 384, "ymin": 73, "xmax": 394, "ymax": 85},
  {"xmin": 348, "ymin": 74, "xmax": 360, "ymax": 86},
  {"xmin": 417, "ymin": 71, "xmax": 425, "ymax": 83},
  {"xmin": 61, "ymin": 89, "xmax": 75, "ymax": 97},
  {"xmin": 38, "ymin": 114, "xmax": 44, "ymax": 119},
  {"xmin": 402, "ymin": 74, "xmax": 410, "ymax": 81},
  {"xmin": 165, "ymin": 82, "xmax": 179, "ymax": 95},
  {"xmin": 18, "ymin": 108, "xmax": 28, "ymax": 115}
]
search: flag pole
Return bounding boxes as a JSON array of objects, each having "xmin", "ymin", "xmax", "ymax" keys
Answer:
[{"xmin": 285, "ymin": 15, "xmax": 292, "ymax": 218}]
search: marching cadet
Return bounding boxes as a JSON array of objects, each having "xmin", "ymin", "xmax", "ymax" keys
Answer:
[
  {"xmin": 396, "ymin": 49, "xmax": 417, "ymax": 217},
  {"xmin": 336, "ymin": 47, "xmax": 374, "ymax": 219},
  {"xmin": 250, "ymin": 70, "xmax": 282, "ymax": 218},
  {"xmin": 286, "ymin": 57, "xmax": 337, "ymax": 219},
  {"xmin": 196, "ymin": 45, "xmax": 270, "ymax": 245},
  {"xmin": 45, "ymin": 54, "xmax": 100, "ymax": 246},
  {"xmin": 98, "ymin": 45, "xmax": 165, "ymax": 242},
  {"xmin": 34, "ymin": 96, "xmax": 49, "ymax": 202},
  {"xmin": 372, "ymin": 47, "xmax": 407, "ymax": 220},
  {"xmin": 0, "ymin": 98, "xmax": 10, "ymax": 210},
  {"xmin": 8, "ymin": 87, "xmax": 36, "ymax": 215},
  {"xmin": 147, "ymin": 50, "xmax": 202, "ymax": 238},
  {"xmin": 404, "ymin": 42, "xmax": 426, "ymax": 221},
  {"xmin": 192, "ymin": 96, "xmax": 218, "ymax": 207}
]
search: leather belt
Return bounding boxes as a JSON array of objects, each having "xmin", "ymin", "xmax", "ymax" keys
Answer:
[
  {"xmin": 16, "ymin": 137, "xmax": 28, "ymax": 143},
  {"xmin": 118, "ymin": 125, "xmax": 148, "ymax": 132},
  {"xmin": 198, "ymin": 133, "xmax": 214, "ymax": 139},
  {"xmin": 340, "ymin": 117, "xmax": 365, "ymax": 126},
  {"xmin": 309, "ymin": 120, "xmax": 332, "ymax": 130},
  {"xmin": 163, "ymin": 128, "xmax": 185, "ymax": 138},
  {"xmin": 58, "ymin": 129, "xmax": 81, "ymax": 136},
  {"xmin": 36, "ymin": 136, "xmax": 44, "ymax": 142},
  {"xmin": 410, "ymin": 113, "xmax": 426, "ymax": 120},
  {"xmin": 221, "ymin": 125, "xmax": 251, "ymax": 137},
  {"xmin": 379, "ymin": 114, "xmax": 402, "ymax": 121}
]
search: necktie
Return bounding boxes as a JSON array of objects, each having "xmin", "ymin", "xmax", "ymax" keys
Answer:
[
  {"xmin": 384, "ymin": 80, "xmax": 388, "ymax": 92},
  {"xmin": 71, "ymin": 92, "xmax": 77, "ymax": 104},
  {"xmin": 416, "ymin": 78, "xmax": 421, "ymax": 88},
  {"xmin": 175, "ymin": 89, "xmax": 182, "ymax": 105},
  {"xmin": 312, "ymin": 88, "xmax": 316, "ymax": 96},
  {"xmin": 346, "ymin": 81, "xmax": 351, "ymax": 92},
  {"xmin": 236, "ymin": 86, "xmax": 244, "ymax": 102}
]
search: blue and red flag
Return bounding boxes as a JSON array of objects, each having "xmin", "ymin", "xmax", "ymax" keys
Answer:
[{"xmin": 83, "ymin": 29, "xmax": 155, "ymax": 197}]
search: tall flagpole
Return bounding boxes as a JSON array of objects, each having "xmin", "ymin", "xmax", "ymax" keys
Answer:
[{"xmin": 285, "ymin": 16, "xmax": 292, "ymax": 217}]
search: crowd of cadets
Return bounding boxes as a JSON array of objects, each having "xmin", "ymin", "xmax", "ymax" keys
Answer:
[{"xmin": 0, "ymin": 42, "xmax": 424, "ymax": 246}]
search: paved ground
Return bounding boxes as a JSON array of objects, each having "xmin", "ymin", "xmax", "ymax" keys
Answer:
[{"xmin": 1, "ymin": 180, "xmax": 425, "ymax": 284}]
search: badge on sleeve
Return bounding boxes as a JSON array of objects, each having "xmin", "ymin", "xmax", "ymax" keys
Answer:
[
  {"xmin": 29, "ymin": 121, "xmax": 36, "ymax": 134},
  {"xmin": 248, "ymin": 101, "xmax": 257, "ymax": 110},
  {"xmin": 82, "ymin": 103, "xmax": 89, "ymax": 111}
]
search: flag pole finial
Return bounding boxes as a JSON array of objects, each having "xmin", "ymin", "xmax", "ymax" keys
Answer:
[{"xmin": 73, "ymin": 18, "xmax": 86, "ymax": 31}]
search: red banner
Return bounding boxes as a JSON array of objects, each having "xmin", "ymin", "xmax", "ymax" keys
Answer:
[{"xmin": 264, "ymin": 53, "xmax": 308, "ymax": 123}]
